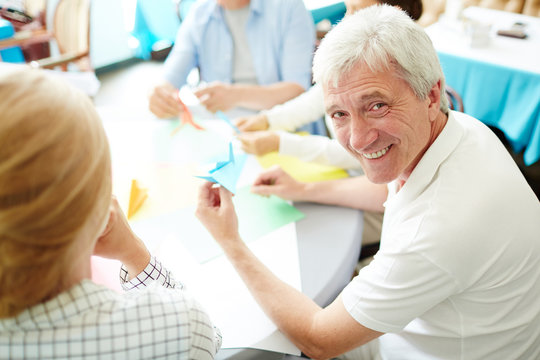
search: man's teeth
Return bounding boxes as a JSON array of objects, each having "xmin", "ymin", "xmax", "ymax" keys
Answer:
[{"xmin": 362, "ymin": 145, "xmax": 390, "ymax": 159}]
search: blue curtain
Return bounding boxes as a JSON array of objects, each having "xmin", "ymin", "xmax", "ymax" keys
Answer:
[{"xmin": 131, "ymin": 0, "xmax": 183, "ymax": 59}]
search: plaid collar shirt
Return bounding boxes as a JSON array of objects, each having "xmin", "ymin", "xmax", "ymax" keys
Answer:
[{"xmin": 0, "ymin": 256, "xmax": 221, "ymax": 359}]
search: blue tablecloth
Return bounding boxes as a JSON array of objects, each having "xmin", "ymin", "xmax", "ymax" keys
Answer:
[
  {"xmin": 310, "ymin": 1, "xmax": 345, "ymax": 24},
  {"xmin": 439, "ymin": 52, "xmax": 540, "ymax": 166},
  {"xmin": 0, "ymin": 19, "xmax": 24, "ymax": 63},
  {"xmin": 132, "ymin": 0, "xmax": 183, "ymax": 59}
]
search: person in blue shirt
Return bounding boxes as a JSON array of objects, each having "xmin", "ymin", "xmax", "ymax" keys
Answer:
[{"xmin": 149, "ymin": 0, "xmax": 316, "ymax": 119}]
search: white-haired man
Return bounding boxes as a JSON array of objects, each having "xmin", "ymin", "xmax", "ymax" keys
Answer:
[{"xmin": 196, "ymin": 5, "xmax": 540, "ymax": 359}]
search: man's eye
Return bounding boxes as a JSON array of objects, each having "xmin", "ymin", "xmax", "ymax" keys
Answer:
[
  {"xmin": 332, "ymin": 111, "xmax": 346, "ymax": 119},
  {"xmin": 372, "ymin": 103, "xmax": 385, "ymax": 110}
]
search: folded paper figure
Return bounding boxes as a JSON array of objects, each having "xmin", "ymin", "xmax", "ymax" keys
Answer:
[
  {"xmin": 196, "ymin": 143, "xmax": 247, "ymax": 194},
  {"xmin": 127, "ymin": 179, "xmax": 148, "ymax": 219},
  {"xmin": 171, "ymin": 93, "xmax": 204, "ymax": 135}
]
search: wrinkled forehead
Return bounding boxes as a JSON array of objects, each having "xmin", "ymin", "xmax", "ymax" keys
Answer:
[{"xmin": 322, "ymin": 58, "xmax": 406, "ymax": 95}]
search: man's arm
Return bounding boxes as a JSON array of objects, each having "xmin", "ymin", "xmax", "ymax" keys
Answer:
[
  {"xmin": 194, "ymin": 81, "xmax": 305, "ymax": 113},
  {"xmin": 251, "ymin": 166, "xmax": 387, "ymax": 213},
  {"xmin": 196, "ymin": 183, "xmax": 383, "ymax": 359}
]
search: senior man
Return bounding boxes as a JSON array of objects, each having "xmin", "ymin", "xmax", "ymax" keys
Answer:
[{"xmin": 196, "ymin": 5, "xmax": 540, "ymax": 359}]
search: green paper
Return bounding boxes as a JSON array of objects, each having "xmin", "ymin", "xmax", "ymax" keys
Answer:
[{"xmin": 233, "ymin": 186, "xmax": 305, "ymax": 241}]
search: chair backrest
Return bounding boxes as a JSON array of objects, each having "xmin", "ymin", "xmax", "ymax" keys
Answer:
[
  {"xmin": 522, "ymin": 0, "xmax": 540, "ymax": 15},
  {"xmin": 53, "ymin": 0, "xmax": 90, "ymax": 56},
  {"xmin": 417, "ymin": 0, "xmax": 527, "ymax": 27},
  {"xmin": 445, "ymin": 86, "xmax": 464, "ymax": 112},
  {"xmin": 24, "ymin": 0, "xmax": 48, "ymax": 19}
]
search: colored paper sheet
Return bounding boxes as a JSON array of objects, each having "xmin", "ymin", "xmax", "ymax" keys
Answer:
[
  {"xmin": 233, "ymin": 186, "xmax": 305, "ymax": 241},
  {"xmin": 196, "ymin": 143, "xmax": 247, "ymax": 194},
  {"xmin": 91, "ymin": 257, "xmax": 122, "ymax": 292},
  {"xmin": 257, "ymin": 152, "xmax": 349, "ymax": 182},
  {"xmin": 154, "ymin": 221, "xmax": 301, "ymax": 354},
  {"xmin": 131, "ymin": 185, "xmax": 304, "ymax": 263},
  {"xmin": 113, "ymin": 162, "xmax": 205, "ymax": 222}
]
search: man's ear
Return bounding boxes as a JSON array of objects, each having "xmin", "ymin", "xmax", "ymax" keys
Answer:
[{"xmin": 427, "ymin": 80, "xmax": 442, "ymax": 122}]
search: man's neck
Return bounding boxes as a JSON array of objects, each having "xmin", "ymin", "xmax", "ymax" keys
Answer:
[{"xmin": 396, "ymin": 111, "xmax": 449, "ymax": 191}]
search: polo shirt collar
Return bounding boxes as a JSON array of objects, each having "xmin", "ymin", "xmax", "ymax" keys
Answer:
[{"xmin": 387, "ymin": 111, "xmax": 464, "ymax": 205}]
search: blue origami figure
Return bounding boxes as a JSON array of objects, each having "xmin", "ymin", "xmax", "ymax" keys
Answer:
[{"xmin": 197, "ymin": 143, "xmax": 247, "ymax": 194}]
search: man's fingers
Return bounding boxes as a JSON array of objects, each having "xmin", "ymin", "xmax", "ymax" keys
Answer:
[{"xmin": 150, "ymin": 92, "xmax": 182, "ymax": 118}]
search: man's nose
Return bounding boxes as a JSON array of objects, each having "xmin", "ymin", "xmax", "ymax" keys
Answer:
[{"xmin": 348, "ymin": 116, "xmax": 377, "ymax": 151}]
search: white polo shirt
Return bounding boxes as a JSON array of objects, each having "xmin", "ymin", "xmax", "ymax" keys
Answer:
[{"xmin": 342, "ymin": 111, "xmax": 540, "ymax": 359}]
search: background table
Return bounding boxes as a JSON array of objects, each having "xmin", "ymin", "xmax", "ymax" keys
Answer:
[{"xmin": 426, "ymin": 7, "xmax": 540, "ymax": 166}]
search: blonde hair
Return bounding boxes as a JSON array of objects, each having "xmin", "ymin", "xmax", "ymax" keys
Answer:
[{"xmin": 0, "ymin": 70, "xmax": 112, "ymax": 318}]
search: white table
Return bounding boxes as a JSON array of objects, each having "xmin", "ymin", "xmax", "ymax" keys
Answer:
[
  {"xmin": 427, "ymin": 7, "xmax": 540, "ymax": 74},
  {"xmin": 94, "ymin": 104, "xmax": 363, "ymax": 358}
]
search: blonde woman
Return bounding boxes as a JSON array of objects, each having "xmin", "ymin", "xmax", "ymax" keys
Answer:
[{"xmin": 0, "ymin": 70, "xmax": 221, "ymax": 359}]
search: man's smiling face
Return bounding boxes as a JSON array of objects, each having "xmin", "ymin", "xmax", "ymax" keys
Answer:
[{"xmin": 325, "ymin": 62, "xmax": 437, "ymax": 186}]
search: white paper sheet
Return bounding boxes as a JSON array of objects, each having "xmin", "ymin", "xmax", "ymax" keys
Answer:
[{"xmin": 156, "ymin": 223, "xmax": 302, "ymax": 355}]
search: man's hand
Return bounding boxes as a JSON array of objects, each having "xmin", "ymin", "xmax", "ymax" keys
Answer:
[
  {"xmin": 194, "ymin": 82, "xmax": 235, "ymax": 113},
  {"xmin": 93, "ymin": 197, "xmax": 150, "ymax": 278},
  {"xmin": 235, "ymin": 113, "xmax": 270, "ymax": 132},
  {"xmin": 237, "ymin": 131, "xmax": 280, "ymax": 156},
  {"xmin": 195, "ymin": 182, "xmax": 242, "ymax": 247},
  {"xmin": 251, "ymin": 165, "xmax": 307, "ymax": 201},
  {"xmin": 148, "ymin": 82, "xmax": 183, "ymax": 119}
]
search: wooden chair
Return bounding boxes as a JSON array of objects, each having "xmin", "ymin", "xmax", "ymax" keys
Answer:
[
  {"xmin": 445, "ymin": 86, "xmax": 464, "ymax": 112},
  {"xmin": 0, "ymin": 0, "xmax": 91, "ymax": 71},
  {"xmin": 523, "ymin": 0, "xmax": 540, "ymax": 15}
]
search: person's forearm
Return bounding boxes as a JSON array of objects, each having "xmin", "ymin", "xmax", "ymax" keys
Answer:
[
  {"xmin": 121, "ymin": 236, "xmax": 151, "ymax": 280},
  {"xmin": 279, "ymin": 134, "xmax": 362, "ymax": 170},
  {"xmin": 267, "ymin": 83, "xmax": 325, "ymax": 132},
  {"xmin": 223, "ymin": 239, "xmax": 328, "ymax": 356},
  {"xmin": 232, "ymin": 82, "xmax": 305, "ymax": 110},
  {"xmin": 222, "ymin": 238, "xmax": 377, "ymax": 359},
  {"xmin": 301, "ymin": 176, "xmax": 387, "ymax": 212}
]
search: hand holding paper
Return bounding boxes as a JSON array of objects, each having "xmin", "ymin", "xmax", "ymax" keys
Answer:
[
  {"xmin": 195, "ymin": 181, "xmax": 241, "ymax": 246},
  {"xmin": 251, "ymin": 165, "xmax": 308, "ymax": 201}
]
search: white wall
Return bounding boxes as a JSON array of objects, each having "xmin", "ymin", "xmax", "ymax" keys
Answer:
[
  {"xmin": 90, "ymin": 0, "xmax": 134, "ymax": 69},
  {"xmin": 47, "ymin": 0, "xmax": 134, "ymax": 69}
]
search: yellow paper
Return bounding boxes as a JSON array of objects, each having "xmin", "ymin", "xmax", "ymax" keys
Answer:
[
  {"xmin": 114, "ymin": 162, "xmax": 204, "ymax": 222},
  {"xmin": 127, "ymin": 179, "xmax": 148, "ymax": 219},
  {"xmin": 257, "ymin": 152, "xmax": 349, "ymax": 182}
]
